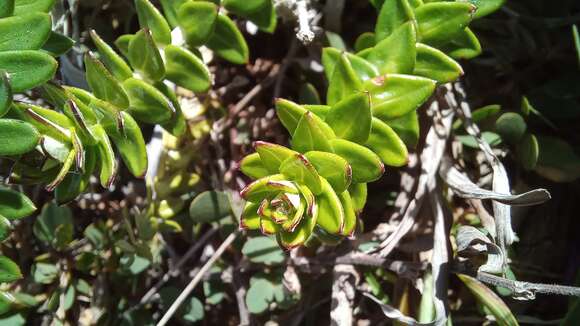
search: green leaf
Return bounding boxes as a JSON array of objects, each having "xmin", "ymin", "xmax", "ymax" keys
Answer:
[
  {"xmin": 338, "ymin": 191, "xmax": 357, "ymax": 236},
  {"xmin": 240, "ymin": 202, "xmax": 261, "ymax": 230},
  {"xmin": 316, "ymin": 178, "xmax": 345, "ymax": 235},
  {"xmin": 365, "ymin": 74, "xmax": 436, "ymax": 120},
  {"xmin": 240, "ymin": 174, "xmax": 288, "ymax": 203},
  {"xmin": 0, "ymin": 216, "xmax": 11, "ymax": 242},
  {"xmin": 0, "ymin": 256, "xmax": 21, "ymax": 283},
  {"xmin": 457, "ymin": 274, "xmax": 518, "ymax": 326},
  {"xmin": 177, "ymin": 1, "xmax": 218, "ymax": 47},
  {"xmin": 240, "ymin": 153, "xmax": 270, "ymax": 179},
  {"xmin": 375, "ymin": 0, "xmax": 415, "ymax": 42},
  {"xmin": 0, "ymin": 50, "xmax": 57, "ymax": 92},
  {"xmin": 304, "ymin": 151, "xmax": 352, "ymax": 193},
  {"xmin": 292, "ymin": 112, "xmax": 335, "ymax": 153},
  {"xmin": 495, "ymin": 112, "xmax": 527, "ymax": 144},
  {"xmin": 0, "ymin": 12, "xmax": 51, "ymax": 51},
  {"xmin": 128, "ymin": 28, "xmax": 165, "ymax": 81},
  {"xmin": 0, "ymin": 187, "xmax": 36, "ymax": 220},
  {"xmin": 349, "ymin": 182, "xmax": 367, "ymax": 212},
  {"xmin": 246, "ymin": 277, "xmax": 274, "ymax": 314},
  {"xmin": 243, "ymin": 0, "xmax": 277, "ymax": 33},
  {"xmin": 368, "ymin": 22, "xmax": 416, "ymax": 75},
  {"xmin": 115, "ymin": 34, "xmax": 134, "ymax": 58},
  {"xmin": 457, "ymin": 131, "xmax": 502, "ymax": 149},
  {"xmin": 280, "ymin": 153, "xmax": 322, "ymax": 195},
  {"xmin": 304, "ymin": 105, "xmax": 330, "ymax": 118},
  {"xmin": 135, "ymin": 0, "xmax": 172, "ymax": 46},
  {"xmin": 92, "ymin": 124, "xmax": 118, "ymax": 188},
  {"xmin": 278, "ymin": 201, "xmax": 317, "ymax": 249},
  {"xmin": 41, "ymin": 32, "xmax": 74, "ymax": 57},
  {"xmin": 299, "ymin": 83, "xmax": 321, "ymax": 105},
  {"xmin": 535, "ymin": 136, "xmax": 580, "ymax": 183},
  {"xmin": 327, "ymin": 53, "xmax": 364, "ymax": 105},
  {"xmin": 223, "ymin": 0, "xmax": 267, "ymax": 15},
  {"xmin": 0, "ymin": 292, "xmax": 17, "ymax": 315},
  {"xmin": 366, "ymin": 117, "xmax": 408, "ymax": 167},
  {"xmin": 32, "ymin": 202, "xmax": 73, "ymax": 249},
  {"xmin": 331, "ymin": 139, "xmax": 384, "ymax": 183},
  {"xmin": 255, "ymin": 141, "xmax": 298, "ymax": 174},
  {"xmin": 159, "ymin": 0, "xmax": 188, "ymax": 28},
  {"xmin": 90, "ymin": 30, "xmax": 133, "ymax": 81},
  {"xmin": 0, "ymin": 0, "xmax": 14, "ymax": 17},
  {"xmin": 354, "ymin": 32, "xmax": 376, "ymax": 52},
  {"xmin": 13, "ymin": 0, "xmax": 55, "ymax": 15},
  {"xmin": 164, "ymin": 45, "xmax": 211, "ymax": 93},
  {"xmin": 326, "ymin": 92, "xmax": 372, "ymax": 143},
  {"xmin": 443, "ymin": 27, "xmax": 482, "ymax": 60},
  {"xmin": 517, "ymin": 133, "xmax": 539, "ymax": 171},
  {"xmin": 453, "ymin": 104, "xmax": 500, "ymax": 130},
  {"xmin": 183, "ymin": 297, "xmax": 204, "ymax": 323},
  {"xmin": 104, "ymin": 111, "xmax": 148, "ymax": 178},
  {"xmin": 206, "ymin": 14, "xmax": 249, "ymax": 64},
  {"xmin": 466, "ymin": 0, "xmax": 505, "ymax": 19},
  {"xmin": 414, "ymin": 43, "xmax": 463, "ymax": 83},
  {"xmin": 0, "ymin": 72, "xmax": 10, "ymax": 117},
  {"xmin": 0, "ymin": 119, "xmax": 39, "ymax": 156},
  {"xmin": 415, "ymin": 2, "xmax": 476, "ymax": 46},
  {"xmin": 322, "ymin": 48, "xmax": 379, "ymax": 82},
  {"xmin": 84, "ymin": 52, "xmax": 130, "ymax": 109},
  {"xmin": 55, "ymin": 146, "xmax": 96, "ymax": 204},
  {"xmin": 155, "ymin": 81, "xmax": 187, "ymax": 137},
  {"xmin": 123, "ymin": 77, "xmax": 175, "ymax": 124},
  {"xmin": 275, "ymin": 98, "xmax": 308, "ymax": 135},
  {"xmin": 189, "ymin": 191, "xmax": 231, "ymax": 223},
  {"xmin": 242, "ymin": 236, "xmax": 285, "ymax": 265}
]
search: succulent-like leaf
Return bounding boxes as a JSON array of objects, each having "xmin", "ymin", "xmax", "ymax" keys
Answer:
[
  {"xmin": 240, "ymin": 153, "xmax": 269, "ymax": 179},
  {"xmin": 414, "ymin": 43, "xmax": 463, "ymax": 83},
  {"xmin": 92, "ymin": 124, "xmax": 118, "ymax": 189},
  {"xmin": 223, "ymin": 0, "xmax": 267, "ymax": 15},
  {"xmin": 158, "ymin": 0, "xmax": 187, "ymax": 28},
  {"xmin": 255, "ymin": 141, "xmax": 298, "ymax": 174},
  {"xmin": 275, "ymin": 98, "xmax": 307, "ymax": 135},
  {"xmin": 338, "ymin": 191, "xmax": 357, "ymax": 236},
  {"xmin": 517, "ymin": 133, "xmax": 539, "ymax": 171},
  {"xmin": 349, "ymin": 183, "xmax": 368, "ymax": 213},
  {"xmin": 178, "ymin": 1, "xmax": 218, "ymax": 47},
  {"xmin": 104, "ymin": 111, "xmax": 148, "ymax": 178},
  {"xmin": 0, "ymin": 71, "xmax": 11, "ymax": 117},
  {"xmin": 292, "ymin": 112, "xmax": 335, "ymax": 153},
  {"xmin": 240, "ymin": 202, "xmax": 261, "ymax": 230},
  {"xmin": 466, "ymin": 0, "xmax": 505, "ymax": 19},
  {"xmin": 128, "ymin": 28, "xmax": 165, "ymax": 81},
  {"xmin": 0, "ymin": 256, "xmax": 22, "ymax": 283},
  {"xmin": 0, "ymin": 12, "xmax": 51, "ymax": 51},
  {"xmin": 326, "ymin": 92, "xmax": 372, "ymax": 143},
  {"xmin": 442, "ymin": 28, "xmax": 482, "ymax": 60},
  {"xmin": 304, "ymin": 151, "xmax": 352, "ymax": 194},
  {"xmin": 384, "ymin": 110, "xmax": 419, "ymax": 147},
  {"xmin": 189, "ymin": 191, "xmax": 231, "ymax": 223},
  {"xmin": 45, "ymin": 139, "xmax": 77, "ymax": 192},
  {"xmin": 55, "ymin": 146, "xmax": 96, "ymax": 204},
  {"xmin": 327, "ymin": 53, "xmax": 364, "ymax": 105},
  {"xmin": 13, "ymin": 0, "xmax": 55, "ymax": 15},
  {"xmin": 322, "ymin": 48, "xmax": 379, "ymax": 82},
  {"xmin": 0, "ymin": 186, "xmax": 36, "ymax": 220},
  {"xmin": 299, "ymin": 83, "xmax": 321, "ymax": 105},
  {"xmin": 135, "ymin": 0, "xmax": 172, "ymax": 46},
  {"xmin": 316, "ymin": 178, "xmax": 345, "ymax": 235},
  {"xmin": 331, "ymin": 139, "xmax": 384, "ymax": 183},
  {"xmin": 304, "ymin": 105, "xmax": 330, "ymax": 118},
  {"xmin": 41, "ymin": 32, "xmax": 75, "ymax": 57},
  {"xmin": 240, "ymin": 174, "xmax": 289, "ymax": 202},
  {"xmin": 375, "ymin": 0, "xmax": 415, "ymax": 41},
  {"xmin": 154, "ymin": 81, "xmax": 186, "ymax": 137},
  {"xmin": 206, "ymin": 14, "xmax": 249, "ymax": 64},
  {"xmin": 84, "ymin": 52, "xmax": 130, "ymax": 109},
  {"xmin": 280, "ymin": 154, "xmax": 322, "ymax": 195},
  {"xmin": 114, "ymin": 34, "xmax": 134, "ymax": 58},
  {"xmin": 0, "ymin": 119, "xmax": 39, "ymax": 156},
  {"xmin": 90, "ymin": 30, "xmax": 133, "ymax": 81},
  {"xmin": 242, "ymin": 0, "xmax": 277, "ymax": 33},
  {"xmin": 415, "ymin": 2, "xmax": 475, "ymax": 46},
  {"xmin": 0, "ymin": 0, "xmax": 14, "ymax": 17},
  {"xmin": 495, "ymin": 112, "xmax": 527, "ymax": 144},
  {"xmin": 63, "ymin": 100, "xmax": 97, "ymax": 145},
  {"xmin": 164, "ymin": 45, "xmax": 211, "ymax": 93},
  {"xmin": 278, "ymin": 202, "xmax": 317, "ymax": 249},
  {"xmin": 0, "ymin": 216, "xmax": 11, "ymax": 242},
  {"xmin": 354, "ymin": 32, "xmax": 376, "ymax": 52},
  {"xmin": 0, "ymin": 50, "xmax": 57, "ymax": 92},
  {"xmin": 365, "ymin": 74, "xmax": 436, "ymax": 120},
  {"xmin": 368, "ymin": 22, "xmax": 416, "ymax": 75},
  {"xmin": 123, "ymin": 77, "xmax": 175, "ymax": 124},
  {"xmin": 366, "ymin": 117, "xmax": 408, "ymax": 167}
]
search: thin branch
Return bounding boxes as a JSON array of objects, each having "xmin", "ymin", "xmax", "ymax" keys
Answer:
[
  {"xmin": 475, "ymin": 271, "xmax": 580, "ymax": 298},
  {"xmin": 157, "ymin": 232, "xmax": 238, "ymax": 326}
]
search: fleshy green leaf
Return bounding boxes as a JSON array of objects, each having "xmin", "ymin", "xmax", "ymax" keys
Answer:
[
  {"xmin": 0, "ymin": 72, "xmax": 12, "ymax": 117},
  {"xmin": 0, "ymin": 119, "xmax": 40, "ymax": 156},
  {"xmin": 240, "ymin": 174, "xmax": 288, "ymax": 203},
  {"xmin": 316, "ymin": 178, "xmax": 345, "ymax": 235},
  {"xmin": 164, "ymin": 45, "xmax": 211, "ymax": 93},
  {"xmin": 84, "ymin": 52, "xmax": 130, "ymax": 109},
  {"xmin": 243, "ymin": 0, "xmax": 277, "ymax": 33},
  {"xmin": 0, "ymin": 0, "xmax": 14, "ymax": 17},
  {"xmin": 0, "ymin": 186, "xmax": 36, "ymax": 220},
  {"xmin": 159, "ymin": 0, "xmax": 188, "ymax": 28},
  {"xmin": 275, "ymin": 98, "xmax": 307, "ymax": 135},
  {"xmin": 375, "ymin": 0, "xmax": 415, "ymax": 42},
  {"xmin": 415, "ymin": 2, "xmax": 476, "ymax": 46},
  {"xmin": 90, "ymin": 30, "xmax": 133, "ymax": 81},
  {"xmin": 365, "ymin": 74, "xmax": 436, "ymax": 120},
  {"xmin": 242, "ymin": 236, "xmax": 285, "ymax": 265},
  {"xmin": 0, "ymin": 12, "xmax": 51, "ymax": 51},
  {"xmin": 206, "ymin": 14, "xmax": 249, "ymax": 64},
  {"xmin": 414, "ymin": 43, "xmax": 464, "ymax": 83},
  {"xmin": 338, "ymin": 191, "xmax": 357, "ymax": 236},
  {"xmin": 354, "ymin": 32, "xmax": 376, "ymax": 52},
  {"xmin": 368, "ymin": 22, "xmax": 416, "ymax": 75},
  {"xmin": 189, "ymin": 191, "xmax": 231, "ymax": 223},
  {"xmin": 32, "ymin": 202, "xmax": 73, "ymax": 249},
  {"xmin": 292, "ymin": 112, "xmax": 335, "ymax": 153},
  {"xmin": 304, "ymin": 151, "xmax": 352, "ymax": 194},
  {"xmin": 55, "ymin": 146, "xmax": 96, "ymax": 204},
  {"xmin": 349, "ymin": 182, "xmax": 367, "ymax": 212},
  {"xmin": 327, "ymin": 53, "xmax": 364, "ymax": 105},
  {"xmin": 325, "ymin": 92, "xmax": 372, "ymax": 143},
  {"xmin": 155, "ymin": 81, "xmax": 186, "ymax": 137},
  {"xmin": 123, "ymin": 77, "xmax": 175, "ymax": 124},
  {"xmin": 240, "ymin": 153, "xmax": 270, "ymax": 179},
  {"xmin": 278, "ymin": 204, "xmax": 317, "ymax": 249},
  {"xmin": 240, "ymin": 202, "xmax": 261, "ymax": 230},
  {"xmin": 535, "ymin": 136, "xmax": 580, "ymax": 183},
  {"xmin": 41, "ymin": 32, "xmax": 74, "ymax": 57},
  {"xmin": 0, "ymin": 50, "xmax": 57, "ymax": 92},
  {"xmin": 104, "ymin": 111, "xmax": 148, "ymax": 178},
  {"xmin": 0, "ymin": 216, "xmax": 11, "ymax": 242},
  {"xmin": 13, "ymin": 0, "xmax": 55, "ymax": 15},
  {"xmin": 115, "ymin": 34, "xmax": 134, "ymax": 58},
  {"xmin": 466, "ymin": 0, "xmax": 505, "ymax": 19},
  {"xmin": 443, "ymin": 28, "xmax": 482, "ymax": 60},
  {"xmin": 135, "ymin": 0, "xmax": 172, "ymax": 46},
  {"xmin": 366, "ymin": 117, "xmax": 408, "ymax": 167},
  {"xmin": 92, "ymin": 124, "xmax": 118, "ymax": 188},
  {"xmin": 386, "ymin": 110, "xmax": 419, "ymax": 147},
  {"xmin": 128, "ymin": 28, "xmax": 165, "ymax": 81},
  {"xmin": 0, "ymin": 256, "xmax": 22, "ymax": 283},
  {"xmin": 255, "ymin": 141, "xmax": 298, "ymax": 174},
  {"xmin": 495, "ymin": 112, "xmax": 526, "ymax": 144},
  {"xmin": 331, "ymin": 139, "xmax": 384, "ymax": 183},
  {"xmin": 322, "ymin": 48, "xmax": 379, "ymax": 82},
  {"xmin": 223, "ymin": 0, "xmax": 267, "ymax": 16},
  {"xmin": 517, "ymin": 133, "xmax": 539, "ymax": 171},
  {"xmin": 177, "ymin": 1, "xmax": 218, "ymax": 47},
  {"xmin": 280, "ymin": 153, "xmax": 322, "ymax": 195},
  {"xmin": 299, "ymin": 83, "xmax": 321, "ymax": 105}
]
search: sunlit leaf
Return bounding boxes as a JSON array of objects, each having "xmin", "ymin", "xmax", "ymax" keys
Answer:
[
  {"xmin": 135, "ymin": 0, "xmax": 172, "ymax": 45},
  {"xmin": 292, "ymin": 112, "xmax": 335, "ymax": 153},
  {"xmin": 90, "ymin": 30, "xmax": 133, "ymax": 81},
  {"xmin": 322, "ymin": 48, "xmax": 378, "ymax": 82},
  {"xmin": 327, "ymin": 53, "xmax": 364, "ymax": 105},
  {"xmin": 13, "ymin": 0, "xmax": 55, "ymax": 15},
  {"xmin": 316, "ymin": 178, "xmax": 345, "ymax": 235},
  {"xmin": 375, "ymin": 0, "xmax": 415, "ymax": 41},
  {"xmin": 84, "ymin": 52, "xmax": 130, "ymax": 109},
  {"xmin": 414, "ymin": 43, "xmax": 463, "ymax": 83},
  {"xmin": 0, "ymin": 12, "xmax": 51, "ymax": 51},
  {"xmin": 128, "ymin": 28, "xmax": 165, "ymax": 81},
  {"xmin": 177, "ymin": 1, "xmax": 218, "ymax": 47},
  {"xmin": 0, "ymin": 50, "xmax": 57, "ymax": 92},
  {"xmin": 366, "ymin": 118, "xmax": 408, "ymax": 167},
  {"xmin": 331, "ymin": 139, "xmax": 384, "ymax": 183},
  {"xmin": 165, "ymin": 45, "xmax": 211, "ymax": 93},
  {"xmin": 368, "ymin": 22, "xmax": 416, "ymax": 75},
  {"xmin": 206, "ymin": 14, "xmax": 249, "ymax": 64},
  {"xmin": 280, "ymin": 153, "xmax": 322, "ymax": 195},
  {"xmin": 304, "ymin": 151, "xmax": 352, "ymax": 194},
  {"xmin": 0, "ymin": 119, "xmax": 39, "ymax": 156},
  {"xmin": 325, "ymin": 92, "xmax": 372, "ymax": 143},
  {"xmin": 415, "ymin": 2, "xmax": 475, "ymax": 46}
]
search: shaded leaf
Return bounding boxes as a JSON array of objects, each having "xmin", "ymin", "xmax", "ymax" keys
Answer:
[
  {"xmin": 177, "ymin": 1, "xmax": 218, "ymax": 47},
  {"xmin": 206, "ymin": 14, "xmax": 249, "ymax": 64},
  {"xmin": 165, "ymin": 45, "xmax": 211, "ymax": 93},
  {"xmin": 90, "ymin": 30, "xmax": 133, "ymax": 81},
  {"xmin": 135, "ymin": 0, "xmax": 172, "ymax": 45},
  {"xmin": 327, "ymin": 53, "xmax": 364, "ymax": 105},
  {"xmin": 123, "ymin": 77, "xmax": 175, "ymax": 124},
  {"xmin": 0, "ymin": 119, "xmax": 39, "ymax": 156},
  {"xmin": 0, "ymin": 256, "xmax": 21, "ymax": 283},
  {"xmin": 517, "ymin": 133, "xmax": 539, "ymax": 171},
  {"xmin": 242, "ymin": 236, "xmax": 285, "ymax": 265},
  {"xmin": 189, "ymin": 191, "xmax": 231, "ymax": 223},
  {"xmin": 32, "ymin": 202, "xmax": 73, "ymax": 249},
  {"xmin": 0, "ymin": 71, "xmax": 10, "ymax": 117},
  {"xmin": 366, "ymin": 117, "xmax": 408, "ymax": 167},
  {"xmin": 92, "ymin": 124, "xmax": 118, "ymax": 188},
  {"xmin": 375, "ymin": 0, "xmax": 415, "ymax": 41},
  {"xmin": 331, "ymin": 139, "xmax": 384, "ymax": 183},
  {"xmin": 414, "ymin": 43, "xmax": 464, "ymax": 83},
  {"xmin": 84, "ymin": 52, "xmax": 130, "ymax": 109},
  {"xmin": 495, "ymin": 112, "xmax": 527, "ymax": 144},
  {"xmin": 128, "ymin": 28, "xmax": 165, "ymax": 81},
  {"xmin": 415, "ymin": 2, "xmax": 475, "ymax": 46},
  {"xmin": 443, "ymin": 27, "xmax": 482, "ymax": 60},
  {"xmin": 41, "ymin": 32, "xmax": 74, "ymax": 57}
]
